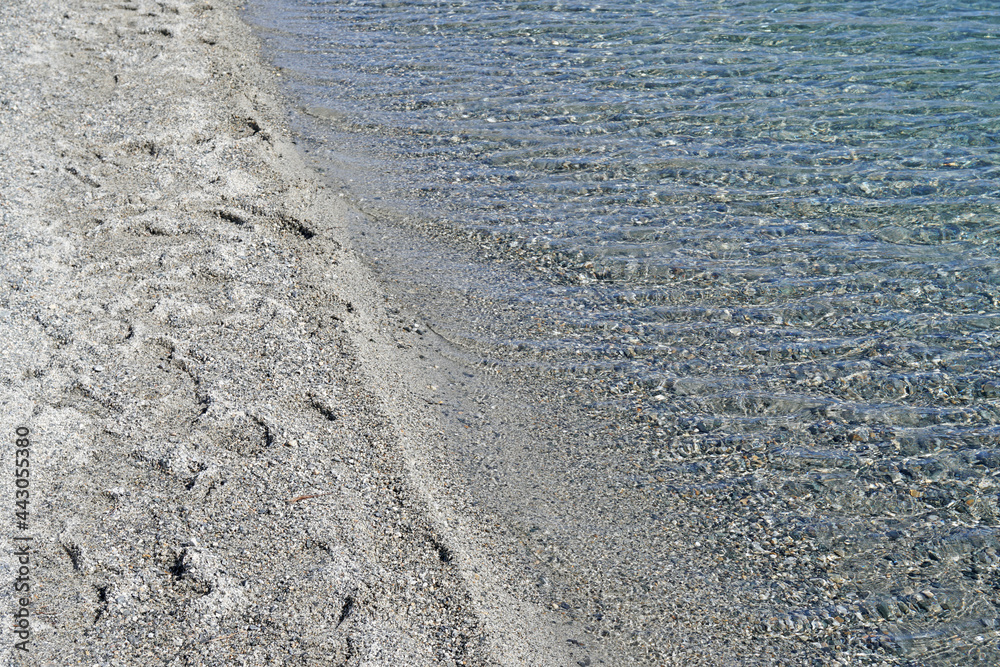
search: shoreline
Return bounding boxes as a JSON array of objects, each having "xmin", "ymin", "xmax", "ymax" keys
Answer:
[{"xmin": 0, "ymin": 0, "xmax": 599, "ymax": 664}]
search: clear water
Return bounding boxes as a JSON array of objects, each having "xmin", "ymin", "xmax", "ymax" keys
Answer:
[{"xmin": 245, "ymin": 0, "xmax": 1000, "ymax": 663}]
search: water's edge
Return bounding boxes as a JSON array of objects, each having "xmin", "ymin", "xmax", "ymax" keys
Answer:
[{"xmin": 242, "ymin": 1, "xmax": 1000, "ymax": 664}]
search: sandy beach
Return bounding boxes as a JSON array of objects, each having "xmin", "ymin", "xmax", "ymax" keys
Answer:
[{"xmin": 0, "ymin": 0, "xmax": 605, "ymax": 664}]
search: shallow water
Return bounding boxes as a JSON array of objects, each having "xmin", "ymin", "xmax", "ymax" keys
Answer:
[{"xmin": 246, "ymin": 0, "xmax": 1000, "ymax": 663}]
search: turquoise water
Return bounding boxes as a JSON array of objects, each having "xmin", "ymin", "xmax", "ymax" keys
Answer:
[{"xmin": 246, "ymin": 0, "xmax": 1000, "ymax": 663}]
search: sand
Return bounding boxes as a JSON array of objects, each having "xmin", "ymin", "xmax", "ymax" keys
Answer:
[{"xmin": 0, "ymin": 0, "xmax": 603, "ymax": 665}]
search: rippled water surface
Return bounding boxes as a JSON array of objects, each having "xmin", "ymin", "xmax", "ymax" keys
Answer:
[{"xmin": 246, "ymin": 0, "xmax": 1000, "ymax": 663}]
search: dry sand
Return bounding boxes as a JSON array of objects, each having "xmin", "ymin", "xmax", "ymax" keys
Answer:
[{"xmin": 0, "ymin": 0, "xmax": 603, "ymax": 664}]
